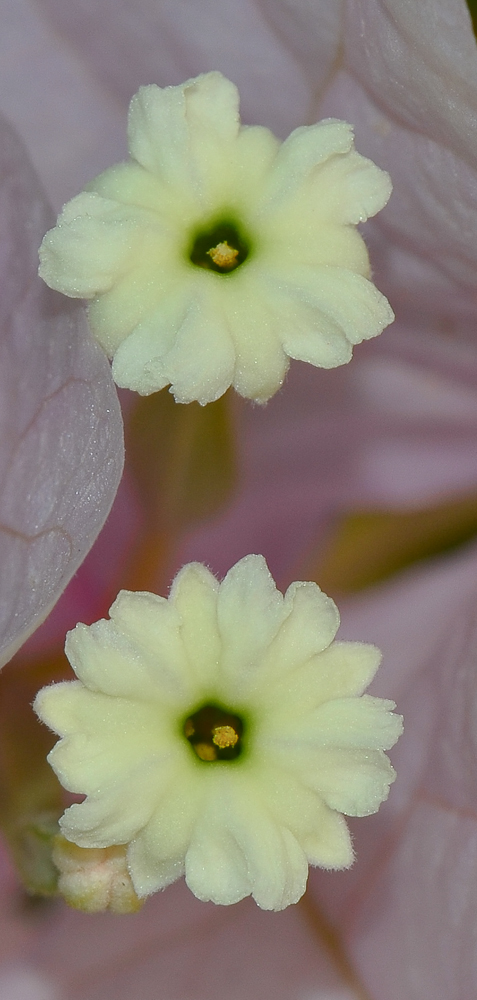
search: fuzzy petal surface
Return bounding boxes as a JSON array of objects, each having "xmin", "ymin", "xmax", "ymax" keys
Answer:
[
  {"xmin": 38, "ymin": 72, "xmax": 393, "ymax": 403},
  {"xmin": 35, "ymin": 556, "xmax": 401, "ymax": 912}
]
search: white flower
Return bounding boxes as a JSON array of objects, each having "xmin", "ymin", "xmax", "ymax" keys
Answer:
[
  {"xmin": 34, "ymin": 555, "xmax": 402, "ymax": 911},
  {"xmin": 38, "ymin": 72, "xmax": 394, "ymax": 405}
]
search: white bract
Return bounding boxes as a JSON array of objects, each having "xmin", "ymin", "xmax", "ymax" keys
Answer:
[
  {"xmin": 35, "ymin": 555, "xmax": 402, "ymax": 911},
  {"xmin": 39, "ymin": 72, "xmax": 394, "ymax": 405}
]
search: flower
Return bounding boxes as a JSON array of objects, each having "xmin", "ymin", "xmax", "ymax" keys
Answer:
[
  {"xmin": 38, "ymin": 72, "xmax": 393, "ymax": 405},
  {"xmin": 34, "ymin": 554, "xmax": 402, "ymax": 911}
]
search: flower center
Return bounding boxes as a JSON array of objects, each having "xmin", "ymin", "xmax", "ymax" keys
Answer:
[
  {"xmin": 189, "ymin": 221, "xmax": 249, "ymax": 273},
  {"xmin": 184, "ymin": 704, "xmax": 243, "ymax": 761}
]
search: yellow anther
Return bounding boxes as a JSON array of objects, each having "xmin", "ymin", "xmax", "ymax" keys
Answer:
[
  {"xmin": 206, "ymin": 241, "xmax": 239, "ymax": 269},
  {"xmin": 212, "ymin": 725, "xmax": 239, "ymax": 749},
  {"xmin": 195, "ymin": 742, "xmax": 218, "ymax": 762}
]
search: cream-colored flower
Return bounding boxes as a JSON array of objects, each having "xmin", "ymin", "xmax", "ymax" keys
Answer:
[
  {"xmin": 34, "ymin": 555, "xmax": 402, "ymax": 911},
  {"xmin": 39, "ymin": 72, "xmax": 393, "ymax": 405}
]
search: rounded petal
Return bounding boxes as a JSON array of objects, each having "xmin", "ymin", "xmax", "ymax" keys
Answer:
[
  {"xmin": 217, "ymin": 555, "xmax": 286, "ymax": 696},
  {"xmin": 88, "ymin": 161, "xmax": 195, "ymax": 223},
  {"xmin": 297, "ymin": 694, "xmax": 403, "ymax": 751},
  {"xmin": 59, "ymin": 755, "xmax": 175, "ymax": 848},
  {"xmin": 127, "ymin": 768, "xmax": 205, "ymax": 897},
  {"xmin": 304, "ymin": 805, "xmax": 354, "ymax": 870},
  {"xmin": 161, "ymin": 284, "xmax": 236, "ymax": 405},
  {"xmin": 264, "ymin": 221, "xmax": 371, "ymax": 273},
  {"xmin": 262, "ymin": 147, "xmax": 391, "ymax": 229},
  {"xmin": 38, "ymin": 192, "xmax": 151, "ymax": 297},
  {"xmin": 185, "ymin": 769, "xmax": 308, "ymax": 910},
  {"xmin": 261, "ymin": 641, "xmax": 383, "ymax": 724},
  {"xmin": 111, "ymin": 316, "xmax": 175, "ymax": 394},
  {"xmin": 87, "ymin": 254, "xmax": 185, "ymax": 355},
  {"xmin": 309, "ymin": 149, "xmax": 392, "ymax": 224},
  {"xmin": 254, "ymin": 581, "xmax": 340, "ymax": 694},
  {"xmin": 260, "ymin": 119, "xmax": 354, "ymax": 208},
  {"xmin": 36, "ymin": 683, "xmax": 174, "ymax": 792},
  {"xmin": 128, "ymin": 73, "xmax": 240, "ymax": 208},
  {"xmin": 270, "ymin": 263, "xmax": 394, "ymax": 348},
  {"xmin": 254, "ymin": 761, "xmax": 353, "ymax": 870},
  {"xmin": 283, "ymin": 746, "xmax": 397, "ymax": 817},
  {"xmin": 222, "ymin": 273, "xmax": 290, "ymax": 402},
  {"xmin": 279, "ymin": 299, "xmax": 353, "ymax": 368},
  {"xmin": 228, "ymin": 125, "xmax": 280, "ymax": 213},
  {"xmin": 107, "ymin": 590, "xmax": 194, "ymax": 704},
  {"xmin": 105, "ymin": 286, "xmax": 189, "ymax": 387},
  {"xmin": 65, "ymin": 619, "xmax": 171, "ymax": 702},
  {"xmin": 169, "ymin": 562, "xmax": 221, "ymax": 693},
  {"xmin": 185, "ymin": 813, "xmax": 252, "ymax": 906}
]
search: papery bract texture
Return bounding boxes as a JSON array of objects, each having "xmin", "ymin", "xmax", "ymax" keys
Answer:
[
  {"xmin": 0, "ymin": 113, "xmax": 124, "ymax": 667},
  {"xmin": 39, "ymin": 71, "xmax": 393, "ymax": 405},
  {"xmin": 35, "ymin": 554, "xmax": 402, "ymax": 911}
]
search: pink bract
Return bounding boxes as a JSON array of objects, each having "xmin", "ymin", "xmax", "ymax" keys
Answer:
[{"xmin": 0, "ymin": 113, "xmax": 123, "ymax": 667}]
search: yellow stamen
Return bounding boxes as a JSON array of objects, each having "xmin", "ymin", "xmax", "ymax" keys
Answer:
[
  {"xmin": 195, "ymin": 742, "xmax": 218, "ymax": 762},
  {"xmin": 206, "ymin": 241, "xmax": 239, "ymax": 269},
  {"xmin": 212, "ymin": 725, "xmax": 239, "ymax": 749}
]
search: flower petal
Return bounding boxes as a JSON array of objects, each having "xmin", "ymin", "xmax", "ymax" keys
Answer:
[
  {"xmin": 308, "ymin": 149, "xmax": 392, "ymax": 224},
  {"xmin": 254, "ymin": 761, "xmax": 353, "ymax": 870},
  {"xmin": 228, "ymin": 125, "xmax": 280, "ymax": 213},
  {"xmin": 185, "ymin": 810, "xmax": 252, "ymax": 906},
  {"xmin": 297, "ymin": 694, "xmax": 403, "ymax": 750},
  {"xmin": 221, "ymin": 273, "xmax": 290, "ymax": 402},
  {"xmin": 156, "ymin": 282, "xmax": 236, "ymax": 404},
  {"xmin": 303, "ymin": 804, "xmax": 354, "ymax": 870},
  {"xmin": 65, "ymin": 619, "xmax": 172, "ymax": 702},
  {"xmin": 36, "ymin": 683, "xmax": 174, "ymax": 791},
  {"xmin": 217, "ymin": 554, "xmax": 285, "ymax": 695},
  {"xmin": 59, "ymin": 755, "xmax": 176, "ymax": 848},
  {"xmin": 269, "ymin": 263, "xmax": 394, "ymax": 347},
  {"xmin": 128, "ymin": 769, "xmax": 205, "ymax": 896},
  {"xmin": 38, "ymin": 192, "xmax": 152, "ymax": 297},
  {"xmin": 260, "ymin": 642, "xmax": 383, "ymax": 723},
  {"xmin": 260, "ymin": 119, "xmax": 354, "ymax": 208},
  {"xmin": 265, "ymin": 222, "xmax": 371, "ymax": 273},
  {"xmin": 107, "ymin": 591, "xmax": 194, "ymax": 704},
  {"xmin": 262, "ymin": 148, "xmax": 391, "ymax": 229},
  {"xmin": 87, "ymin": 253, "xmax": 184, "ymax": 356},
  {"xmin": 169, "ymin": 562, "xmax": 221, "ymax": 693},
  {"xmin": 283, "ymin": 746, "xmax": 396, "ymax": 817},
  {"xmin": 185, "ymin": 769, "xmax": 308, "ymax": 910},
  {"xmin": 278, "ymin": 298, "xmax": 354, "ymax": 368},
  {"xmin": 128, "ymin": 73, "xmax": 240, "ymax": 208},
  {"xmin": 110, "ymin": 288, "xmax": 198, "ymax": 395},
  {"xmin": 262, "ymin": 581, "xmax": 339, "ymax": 675},
  {"xmin": 88, "ymin": 161, "xmax": 196, "ymax": 223}
]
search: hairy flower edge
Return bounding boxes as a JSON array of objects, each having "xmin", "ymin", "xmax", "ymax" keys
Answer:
[
  {"xmin": 34, "ymin": 555, "xmax": 403, "ymax": 911},
  {"xmin": 39, "ymin": 72, "xmax": 394, "ymax": 405}
]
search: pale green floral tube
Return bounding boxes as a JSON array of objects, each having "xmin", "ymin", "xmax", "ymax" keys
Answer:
[
  {"xmin": 34, "ymin": 554, "xmax": 402, "ymax": 912},
  {"xmin": 38, "ymin": 71, "xmax": 394, "ymax": 405}
]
